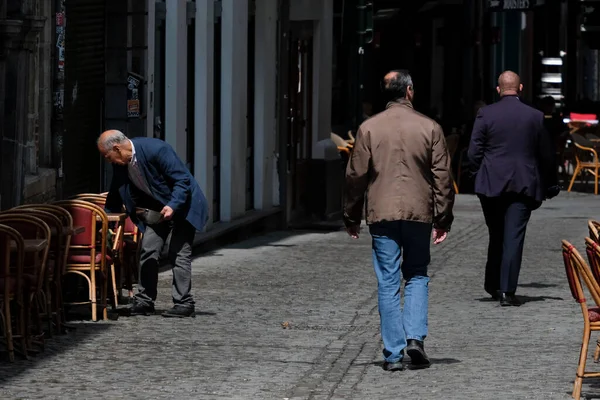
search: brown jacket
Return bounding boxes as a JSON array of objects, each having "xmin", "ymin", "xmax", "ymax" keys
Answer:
[{"xmin": 343, "ymin": 100, "xmax": 455, "ymax": 230}]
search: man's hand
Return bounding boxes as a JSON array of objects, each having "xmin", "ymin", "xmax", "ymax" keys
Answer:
[
  {"xmin": 346, "ymin": 225, "xmax": 360, "ymax": 239},
  {"xmin": 160, "ymin": 205, "xmax": 174, "ymax": 220},
  {"xmin": 432, "ymin": 228, "xmax": 448, "ymax": 245}
]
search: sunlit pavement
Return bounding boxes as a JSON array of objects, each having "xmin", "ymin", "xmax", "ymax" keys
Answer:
[{"xmin": 1, "ymin": 192, "xmax": 598, "ymax": 399}]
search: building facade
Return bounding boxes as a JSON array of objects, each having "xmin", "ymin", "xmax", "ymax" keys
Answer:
[
  {"xmin": 97, "ymin": 0, "xmax": 339, "ymax": 231},
  {"xmin": 0, "ymin": 0, "xmax": 55, "ymax": 209}
]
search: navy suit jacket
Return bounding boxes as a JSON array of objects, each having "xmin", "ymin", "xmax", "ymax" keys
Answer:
[
  {"xmin": 105, "ymin": 137, "xmax": 209, "ymax": 232},
  {"xmin": 468, "ymin": 95, "xmax": 555, "ymax": 204}
]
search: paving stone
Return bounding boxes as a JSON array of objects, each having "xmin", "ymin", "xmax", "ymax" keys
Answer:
[{"xmin": 0, "ymin": 192, "xmax": 598, "ymax": 399}]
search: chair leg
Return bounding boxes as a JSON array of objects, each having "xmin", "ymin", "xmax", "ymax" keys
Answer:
[
  {"xmin": 45, "ymin": 281, "xmax": 53, "ymax": 337},
  {"xmin": 594, "ymin": 338, "xmax": 600, "ymax": 363},
  {"xmin": 110, "ymin": 264, "xmax": 118, "ymax": 309},
  {"xmin": 453, "ymin": 179, "xmax": 459, "ymax": 194},
  {"xmin": 595, "ymin": 168, "xmax": 599, "ymax": 195},
  {"xmin": 31, "ymin": 294, "xmax": 45, "ymax": 351},
  {"xmin": 18, "ymin": 299, "xmax": 29, "ymax": 360},
  {"xmin": 568, "ymin": 166, "xmax": 581, "ymax": 192},
  {"xmin": 2, "ymin": 304, "xmax": 14, "ymax": 362},
  {"xmin": 90, "ymin": 274, "xmax": 97, "ymax": 322},
  {"xmin": 56, "ymin": 279, "xmax": 65, "ymax": 333},
  {"xmin": 573, "ymin": 327, "xmax": 591, "ymax": 400},
  {"xmin": 102, "ymin": 273, "xmax": 108, "ymax": 321}
]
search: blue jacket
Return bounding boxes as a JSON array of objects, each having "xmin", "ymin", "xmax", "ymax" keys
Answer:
[
  {"xmin": 105, "ymin": 137, "xmax": 209, "ymax": 232},
  {"xmin": 468, "ymin": 95, "xmax": 555, "ymax": 203}
]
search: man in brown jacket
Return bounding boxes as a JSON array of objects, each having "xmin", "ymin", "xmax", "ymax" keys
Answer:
[{"xmin": 344, "ymin": 70, "xmax": 455, "ymax": 371}]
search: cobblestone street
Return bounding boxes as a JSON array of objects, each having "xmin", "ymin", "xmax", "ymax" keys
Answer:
[{"xmin": 1, "ymin": 193, "xmax": 600, "ymax": 399}]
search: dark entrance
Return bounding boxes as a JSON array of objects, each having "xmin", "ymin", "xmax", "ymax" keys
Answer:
[{"xmin": 286, "ymin": 21, "xmax": 314, "ymax": 220}]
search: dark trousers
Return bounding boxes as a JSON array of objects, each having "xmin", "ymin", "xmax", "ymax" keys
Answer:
[
  {"xmin": 479, "ymin": 194, "xmax": 533, "ymax": 294},
  {"xmin": 136, "ymin": 218, "xmax": 196, "ymax": 309}
]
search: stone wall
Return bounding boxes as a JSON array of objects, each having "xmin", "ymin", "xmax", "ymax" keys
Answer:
[{"xmin": 0, "ymin": 0, "xmax": 56, "ymax": 209}]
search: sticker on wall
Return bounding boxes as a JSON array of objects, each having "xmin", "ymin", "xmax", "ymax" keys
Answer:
[
  {"xmin": 57, "ymin": 47, "xmax": 65, "ymax": 70},
  {"xmin": 127, "ymin": 71, "xmax": 144, "ymax": 118},
  {"xmin": 127, "ymin": 100, "xmax": 140, "ymax": 117}
]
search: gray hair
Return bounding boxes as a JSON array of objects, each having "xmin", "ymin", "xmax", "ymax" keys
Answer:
[
  {"xmin": 384, "ymin": 70, "xmax": 413, "ymax": 100},
  {"xmin": 97, "ymin": 130, "xmax": 128, "ymax": 151}
]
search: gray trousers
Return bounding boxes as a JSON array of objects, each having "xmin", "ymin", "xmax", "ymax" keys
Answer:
[{"xmin": 135, "ymin": 218, "xmax": 196, "ymax": 309}]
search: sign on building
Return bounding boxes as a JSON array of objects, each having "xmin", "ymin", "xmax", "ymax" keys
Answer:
[{"xmin": 487, "ymin": 0, "xmax": 540, "ymax": 11}]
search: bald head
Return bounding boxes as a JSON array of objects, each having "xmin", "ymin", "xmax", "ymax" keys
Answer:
[
  {"xmin": 497, "ymin": 70, "xmax": 522, "ymax": 96},
  {"xmin": 98, "ymin": 130, "xmax": 127, "ymax": 151},
  {"xmin": 97, "ymin": 129, "xmax": 132, "ymax": 165},
  {"xmin": 382, "ymin": 69, "xmax": 414, "ymax": 103}
]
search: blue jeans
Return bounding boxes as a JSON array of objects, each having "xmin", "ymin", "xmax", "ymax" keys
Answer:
[{"xmin": 370, "ymin": 220, "xmax": 432, "ymax": 363}]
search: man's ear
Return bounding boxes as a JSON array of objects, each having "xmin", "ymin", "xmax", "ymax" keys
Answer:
[
  {"xmin": 496, "ymin": 86, "xmax": 501, "ymax": 95},
  {"xmin": 519, "ymin": 83, "xmax": 523, "ymax": 92}
]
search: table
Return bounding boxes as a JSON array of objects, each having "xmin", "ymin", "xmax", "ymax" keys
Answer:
[{"xmin": 97, "ymin": 213, "xmax": 127, "ymax": 223}]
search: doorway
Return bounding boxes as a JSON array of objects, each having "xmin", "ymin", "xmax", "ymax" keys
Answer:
[{"xmin": 287, "ymin": 21, "xmax": 314, "ymax": 220}]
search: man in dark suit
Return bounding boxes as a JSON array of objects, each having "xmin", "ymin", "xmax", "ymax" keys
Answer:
[
  {"xmin": 98, "ymin": 130, "xmax": 208, "ymax": 317},
  {"xmin": 468, "ymin": 71, "xmax": 558, "ymax": 307}
]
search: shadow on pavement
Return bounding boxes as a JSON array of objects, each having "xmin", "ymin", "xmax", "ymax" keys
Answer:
[
  {"xmin": 0, "ymin": 323, "xmax": 112, "ymax": 386},
  {"xmin": 366, "ymin": 358, "xmax": 461, "ymax": 369},
  {"xmin": 474, "ymin": 295, "xmax": 564, "ymax": 303},
  {"xmin": 519, "ymin": 282, "xmax": 559, "ymax": 289},
  {"xmin": 193, "ymin": 229, "xmax": 340, "ymax": 258},
  {"xmin": 111, "ymin": 307, "xmax": 217, "ymax": 318},
  {"xmin": 517, "ymin": 295, "xmax": 564, "ymax": 303}
]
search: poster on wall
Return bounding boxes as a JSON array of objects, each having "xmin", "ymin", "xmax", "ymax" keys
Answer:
[
  {"xmin": 56, "ymin": 11, "xmax": 65, "ymax": 71},
  {"xmin": 127, "ymin": 72, "xmax": 143, "ymax": 118}
]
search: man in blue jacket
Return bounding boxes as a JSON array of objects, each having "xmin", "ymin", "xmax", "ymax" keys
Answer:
[
  {"xmin": 98, "ymin": 130, "xmax": 208, "ymax": 317},
  {"xmin": 468, "ymin": 71, "xmax": 558, "ymax": 307}
]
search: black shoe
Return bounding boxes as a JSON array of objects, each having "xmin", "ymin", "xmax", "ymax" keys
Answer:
[
  {"xmin": 485, "ymin": 288, "xmax": 500, "ymax": 301},
  {"xmin": 406, "ymin": 339, "xmax": 431, "ymax": 369},
  {"xmin": 382, "ymin": 360, "xmax": 404, "ymax": 371},
  {"xmin": 500, "ymin": 292, "xmax": 521, "ymax": 307},
  {"xmin": 128, "ymin": 303, "xmax": 155, "ymax": 316},
  {"xmin": 162, "ymin": 305, "xmax": 195, "ymax": 318}
]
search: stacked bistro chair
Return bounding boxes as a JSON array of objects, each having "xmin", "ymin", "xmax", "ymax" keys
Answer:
[
  {"xmin": 0, "ymin": 209, "xmax": 64, "ymax": 337},
  {"xmin": 11, "ymin": 204, "xmax": 73, "ymax": 334},
  {"xmin": 54, "ymin": 200, "xmax": 111, "ymax": 321},
  {"xmin": 568, "ymin": 133, "xmax": 600, "ymax": 195},
  {"xmin": 0, "ymin": 224, "xmax": 26, "ymax": 362},
  {"xmin": 589, "ymin": 220, "xmax": 600, "ymax": 244},
  {"xmin": 561, "ymin": 235, "xmax": 600, "ymax": 399},
  {"xmin": 0, "ymin": 214, "xmax": 51, "ymax": 357},
  {"xmin": 71, "ymin": 193, "xmax": 140, "ymax": 303},
  {"xmin": 73, "ymin": 195, "xmax": 122, "ymax": 308}
]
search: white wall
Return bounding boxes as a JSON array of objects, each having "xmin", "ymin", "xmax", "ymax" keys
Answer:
[
  {"xmin": 153, "ymin": 0, "xmax": 300, "ymax": 223},
  {"xmin": 220, "ymin": 0, "xmax": 249, "ymax": 221},
  {"xmin": 164, "ymin": 0, "xmax": 187, "ymax": 159},
  {"xmin": 194, "ymin": 0, "xmax": 215, "ymax": 227},
  {"xmin": 254, "ymin": 0, "xmax": 278, "ymax": 210}
]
